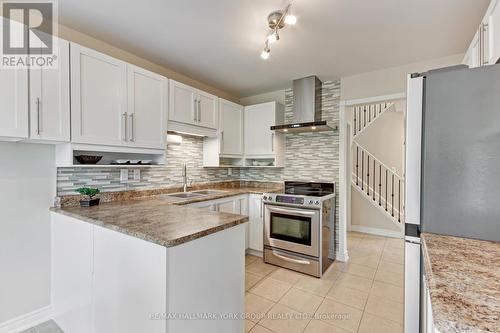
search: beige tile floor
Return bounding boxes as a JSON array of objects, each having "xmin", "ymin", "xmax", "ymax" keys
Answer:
[{"xmin": 245, "ymin": 232, "xmax": 404, "ymax": 333}]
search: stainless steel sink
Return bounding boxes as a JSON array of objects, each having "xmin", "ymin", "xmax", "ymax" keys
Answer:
[
  {"xmin": 167, "ymin": 192, "xmax": 204, "ymax": 199},
  {"xmin": 191, "ymin": 190, "xmax": 227, "ymax": 195}
]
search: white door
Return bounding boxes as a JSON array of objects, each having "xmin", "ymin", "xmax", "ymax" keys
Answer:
[
  {"xmin": 127, "ymin": 65, "xmax": 168, "ymax": 149},
  {"xmin": 70, "ymin": 43, "xmax": 127, "ymax": 146},
  {"xmin": 29, "ymin": 38, "xmax": 70, "ymax": 142},
  {"xmin": 93, "ymin": 226, "xmax": 166, "ymax": 333},
  {"xmin": 169, "ymin": 80, "xmax": 197, "ymax": 125},
  {"xmin": 470, "ymin": 31, "xmax": 481, "ymax": 68},
  {"xmin": 245, "ymin": 103, "xmax": 275, "ymax": 156},
  {"xmin": 197, "ymin": 91, "xmax": 218, "ymax": 129},
  {"xmin": 0, "ymin": 67, "xmax": 28, "ymax": 139},
  {"xmin": 248, "ymin": 194, "xmax": 264, "ymax": 251},
  {"xmin": 220, "ymin": 99, "xmax": 243, "ymax": 155}
]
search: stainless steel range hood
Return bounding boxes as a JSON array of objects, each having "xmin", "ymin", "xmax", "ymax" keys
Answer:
[{"xmin": 271, "ymin": 76, "xmax": 338, "ymax": 133}]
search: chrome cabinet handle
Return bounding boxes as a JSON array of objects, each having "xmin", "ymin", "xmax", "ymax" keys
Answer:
[
  {"xmin": 272, "ymin": 251, "xmax": 311, "ymax": 265},
  {"xmin": 260, "ymin": 199, "xmax": 263, "ymax": 218},
  {"xmin": 36, "ymin": 97, "xmax": 41, "ymax": 135},
  {"xmin": 198, "ymin": 100, "xmax": 201, "ymax": 122},
  {"xmin": 271, "ymin": 133, "xmax": 274, "ymax": 152},
  {"xmin": 129, "ymin": 113, "xmax": 135, "ymax": 142},
  {"xmin": 193, "ymin": 99, "xmax": 198, "ymax": 121},
  {"xmin": 220, "ymin": 131, "xmax": 224, "ymax": 152},
  {"xmin": 122, "ymin": 112, "xmax": 128, "ymax": 141}
]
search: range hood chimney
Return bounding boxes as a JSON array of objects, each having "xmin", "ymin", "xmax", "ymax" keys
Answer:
[{"xmin": 271, "ymin": 75, "xmax": 338, "ymax": 133}]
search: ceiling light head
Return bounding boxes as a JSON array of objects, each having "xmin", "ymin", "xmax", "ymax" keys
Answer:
[
  {"xmin": 260, "ymin": 44, "xmax": 270, "ymax": 59},
  {"xmin": 267, "ymin": 31, "xmax": 279, "ymax": 44},
  {"xmin": 284, "ymin": 14, "xmax": 297, "ymax": 25}
]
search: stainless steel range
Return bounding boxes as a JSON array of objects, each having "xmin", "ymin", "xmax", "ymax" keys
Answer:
[{"xmin": 262, "ymin": 181, "xmax": 336, "ymax": 278}]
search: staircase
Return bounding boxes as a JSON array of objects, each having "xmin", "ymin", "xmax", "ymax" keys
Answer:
[{"xmin": 351, "ymin": 101, "xmax": 405, "ymax": 226}]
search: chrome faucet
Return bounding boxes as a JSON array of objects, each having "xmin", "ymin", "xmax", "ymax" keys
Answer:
[{"xmin": 182, "ymin": 163, "xmax": 188, "ymax": 192}]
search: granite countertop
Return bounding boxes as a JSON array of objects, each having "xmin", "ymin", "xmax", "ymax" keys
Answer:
[
  {"xmin": 421, "ymin": 233, "xmax": 500, "ymax": 333},
  {"xmin": 51, "ymin": 185, "xmax": 282, "ymax": 248}
]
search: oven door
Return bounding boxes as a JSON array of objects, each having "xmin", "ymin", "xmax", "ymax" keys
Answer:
[{"xmin": 264, "ymin": 204, "xmax": 320, "ymax": 257}]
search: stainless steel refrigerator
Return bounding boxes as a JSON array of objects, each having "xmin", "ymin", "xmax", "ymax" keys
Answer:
[{"xmin": 404, "ymin": 64, "xmax": 500, "ymax": 333}]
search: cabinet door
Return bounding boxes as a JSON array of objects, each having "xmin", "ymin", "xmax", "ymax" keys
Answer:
[
  {"xmin": 169, "ymin": 80, "xmax": 197, "ymax": 125},
  {"xmin": 127, "ymin": 65, "xmax": 168, "ymax": 149},
  {"xmin": 245, "ymin": 103, "xmax": 275, "ymax": 156},
  {"xmin": 197, "ymin": 91, "xmax": 218, "ymax": 129},
  {"xmin": 220, "ymin": 99, "xmax": 243, "ymax": 155},
  {"xmin": 70, "ymin": 43, "xmax": 127, "ymax": 146},
  {"xmin": 93, "ymin": 226, "xmax": 166, "ymax": 333},
  {"xmin": 470, "ymin": 31, "xmax": 481, "ymax": 68},
  {"xmin": 29, "ymin": 38, "xmax": 70, "ymax": 142},
  {"xmin": 218, "ymin": 198, "xmax": 238, "ymax": 213},
  {"xmin": 248, "ymin": 195, "xmax": 264, "ymax": 251},
  {"xmin": 0, "ymin": 66, "xmax": 28, "ymax": 139},
  {"xmin": 490, "ymin": 1, "xmax": 500, "ymax": 64}
]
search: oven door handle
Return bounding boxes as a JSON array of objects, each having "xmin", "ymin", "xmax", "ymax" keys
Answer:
[
  {"xmin": 272, "ymin": 251, "xmax": 311, "ymax": 265},
  {"xmin": 266, "ymin": 205, "xmax": 317, "ymax": 217}
]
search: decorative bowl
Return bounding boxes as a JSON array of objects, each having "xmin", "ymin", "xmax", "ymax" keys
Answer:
[{"xmin": 75, "ymin": 155, "xmax": 102, "ymax": 164}]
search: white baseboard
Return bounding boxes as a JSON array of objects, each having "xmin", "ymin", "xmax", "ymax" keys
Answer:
[
  {"xmin": 245, "ymin": 248, "xmax": 263, "ymax": 257},
  {"xmin": 349, "ymin": 225, "xmax": 403, "ymax": 239},
  {"xmin": 0, "ymin": 306, "xmax": 52, "ymax": 333}
]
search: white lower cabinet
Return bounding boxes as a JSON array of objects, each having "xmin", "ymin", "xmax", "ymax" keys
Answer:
[
  {"xmin": 51, "ymin": 212, "xmax": 244, "ymax": 333},
  {"xmin": 93, "ymin": 225, "xmax": 167, "ymax": 333},
  {"xmin": 248, "ymin": 194, "xmax": 264, "ymax": 252},
  {"xmin": 186, "ymin": 194, "xmax": 262, "ymax": 253}
]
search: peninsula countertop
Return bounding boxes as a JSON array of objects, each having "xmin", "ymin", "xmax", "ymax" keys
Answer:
[
  {"xmin": 421, "ymin": 233, "xmax": 500, "ymax": 333},
  {"xmin": 50, "ymin": 185, "xmax": 282, "ymax": 248}
]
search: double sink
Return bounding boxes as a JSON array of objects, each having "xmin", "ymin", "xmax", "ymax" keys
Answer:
[{"xmin": 166, "ymin": 189, "xmax": 227, "ymax": 199}]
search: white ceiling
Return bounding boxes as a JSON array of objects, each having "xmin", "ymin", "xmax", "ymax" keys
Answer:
[{"xmin": 59, "ymin": 0, "xmax": 490, "ymax": 97}]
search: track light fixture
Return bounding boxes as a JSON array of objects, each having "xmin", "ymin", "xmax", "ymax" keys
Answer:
[{"xmin": 260, "ymin": 3, "xmax": 297, "ymax": 59}]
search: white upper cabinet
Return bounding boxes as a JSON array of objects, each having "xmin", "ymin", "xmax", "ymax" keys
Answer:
[
  {"xmin": 0, "ymin": 66, "xmax": 28, "ymax": 140},
  {"xmin": 220, "ymin": 99, "xmax": 244, "ymax": 156},
  {"xmin": 29, "ymin": 38, "xmax": 70, "ymax": 142},
  {"xmin": 71, "ymin": 43, "xmax": 128, "ymax": 146},
  {"xmin": 244, "ymin": 101, "xmax": 284, "ymax": 156},
  {"xmin": 489, "ymin": 0, "xmax": 500, "ymax": 64},
  {"xmin": 169, "ymin": 80, "xmax": 197, "ymax": 125},
  {"xmin": 127, "ymin": 65, "xmax": 168, "ymax": 149},
  {"xmin": 169, "ymin": 79, "xmax": 218, "ymax": 131},
  {"xmin": 197, "ymin": 91, "xmax": 218, "ymax": 129},
  {"xmin": 464, "ymin": 0, "xmax": 500, "ymax": 67}
]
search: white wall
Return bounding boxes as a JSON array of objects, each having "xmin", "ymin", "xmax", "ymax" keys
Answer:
[
  {"xmin": 0, "ymin": 143, "xmax": 55, "ymax": 323},
  {"xmin": 341, "ymin": 53, "xmax": 464, "ymax": 100},
  {"xmin": 239, "ymin": 89, "xmax": 286, "ymax": 106}
]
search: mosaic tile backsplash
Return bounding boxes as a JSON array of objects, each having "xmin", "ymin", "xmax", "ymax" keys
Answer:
[{"xmin": 57, "ymin": 81, "xmax": 340, "ymax": 197}]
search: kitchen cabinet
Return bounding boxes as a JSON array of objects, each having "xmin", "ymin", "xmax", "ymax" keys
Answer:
[
  {"xmin": 248, "ymin": 194, "xmax": 264, "ymax": 252},
  {"xmin": 71, "ymin": 43, "xmax": 168, "ymax": 150},
  {"xmin": 421, "ymin": 274, "xmax": 435, "ymax": 333},
  {"xmin": 186, "ymin": 194, "xmax": 247, "ymax": 215},
  {"xmin": 0, "ymin": 66, "xmax": 28, "ymax": 140},
  {"xmin": 168, "ymin": 80, "xmax": 218, "ymax": 133},
  {"xmin": 93, "ymin": 225, "xmax": 166, "ymax": 333},
  {"xmin": 219, "ymin": 99, "xmax": 244, "ymax": 156},
  {"xmin": 203, "ymin": 98, "xmax": 244, "ymax": 167},
  {"xmin": 463, "ymin": 0, "xmax": 500, "ymax": 67},
  {"xmin": 29, "ymin": 38, "xmax": 70, "ymax": 142},
  {"xmin": 244, "ymin": 101, "xmax": 285, "ymax": 167},
  {"xmin": 71, "ymin": 43, "xmax": 128, "ymax": 146},
  {"xmin": 489, "ymin": 0, "xmax": 500, "ymax": 64},
  {"xmin": 126, "ymin": 65, "xmax": 168, "ymax": 149}
]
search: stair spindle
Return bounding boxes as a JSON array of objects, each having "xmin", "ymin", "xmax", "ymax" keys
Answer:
[
  {"xmin": 361, "ymin": 150, "xmax": 364, "ymax": 191},
  {"xmin": 391, "ymin": 174, "xmax": 395, "ymax": 217},
  {"xmin": 366, "ymin": 155, "xmax": 370, "ymax": 195},
  {"xmin": 353, "ymin": 107, "xmax": 357, "ymax": 135},
  {"xmin": 385, "ymin": 169, "xmax": 388, "ymax": 211},
  {"xmin": 378, "ymin": 165, "xmax": 382, "ymax": 206},
  {"xmin": 398, "ymin": 179, "xmax": 401, "ymax": 222},
  {"xmin": 356, "ymin": 146, "xmax": 359, "ymax": 186},
  {"xmin": 373, "ymin": 160, "xmax": 376, "ymax": 201}
]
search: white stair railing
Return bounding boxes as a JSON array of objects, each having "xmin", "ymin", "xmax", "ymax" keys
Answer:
[
  {"xmin": 353, "ymin": 102, "xmax": 394, "ymax": 139},
  {"xmin": 352, "ymin": 142, "xmax": 405, "ymax": 223}
]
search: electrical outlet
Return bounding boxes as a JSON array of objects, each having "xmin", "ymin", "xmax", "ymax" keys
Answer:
[
  {"xmin": 133, "ymin": 169, "xmax": 141, "ymax": 180},
  {"xmin": 120, "ymin": 169, "xmax": 128, "ymax": 182}
]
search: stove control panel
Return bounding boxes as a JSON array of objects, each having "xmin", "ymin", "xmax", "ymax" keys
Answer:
[{"xmin": 262, "ymin": 193, "xmax": 325, "ymax": 209}]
